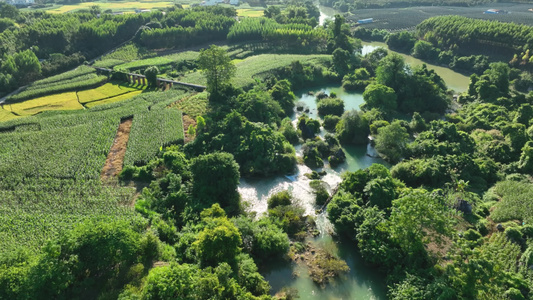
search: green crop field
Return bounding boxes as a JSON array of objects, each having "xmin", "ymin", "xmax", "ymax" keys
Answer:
[
  {"xmin": 168, "ymin": 91, "xmax": 208, "ymax": 118},
  {"xmin": 124, "ymin": 108, "xmax": 184, "ymax": 166},
  {"xmin": 181, "ymin": 53, "xmax": 331, "ymax": 88},
  {"xmin": 0, "ymin": 89, "xmax": 189, "ymax": 253},
  {"xmin": 490, "ymin": 180, "xmax": 533, "ymax": 223}
]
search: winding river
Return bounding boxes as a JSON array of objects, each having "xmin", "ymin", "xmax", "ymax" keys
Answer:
[{"xmin": 238, "ymin": 10, "xmax": 471, "ymax": 298}]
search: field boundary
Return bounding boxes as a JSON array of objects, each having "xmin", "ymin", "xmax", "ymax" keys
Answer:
[{"xmin": 101, "ymin": 117, "xmax": 133, "ymax": 182}]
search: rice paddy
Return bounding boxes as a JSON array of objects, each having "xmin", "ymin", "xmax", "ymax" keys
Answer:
[
  {"xmin": 4, "ymin": 92, "xmax": 83, "ymax": 116},
  {"xmin": 77, "ymin": 82, "xmax": 144, "ymax": 104}
]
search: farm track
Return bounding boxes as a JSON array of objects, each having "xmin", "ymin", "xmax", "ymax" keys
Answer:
[{"xmin": 101, "ymin": 117, "xmax": 133, "ymax": 182}]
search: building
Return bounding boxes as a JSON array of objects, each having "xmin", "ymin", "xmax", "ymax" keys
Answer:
[
  {"xmin": 6, "ymin": 0, "xmax": 34, "ymax": 6},
  {"xmin": 357, "ymin": 18, "xmax": 373, "ymax": 24},
  {"xmin": 484, "ymin": 9, "xmax": 504, "ymax": 14}
]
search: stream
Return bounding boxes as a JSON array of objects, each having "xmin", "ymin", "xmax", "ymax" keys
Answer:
[
  {"xmin": 238, "ymin": 86, "xmax": 389, "ymax": 299},
  {"xmin": 237, "ymin": 10, "xmax": 470, "ymax": 298}
]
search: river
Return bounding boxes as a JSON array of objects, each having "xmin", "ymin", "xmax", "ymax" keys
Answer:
[
  {"xmin": 238, "ymin": 10, "xmax": 469, "ymax": 298},
  {"xmin": 239, "ymin": 85, "xmax": 389, "ymax": 299},
  {"xmin": 319, "ymin": 6, "xmax": 470, "ymax": 93}
]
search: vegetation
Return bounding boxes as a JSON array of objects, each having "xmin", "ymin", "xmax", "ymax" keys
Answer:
[
  {"xmin": 3, "ymin": 2, "xmax": 533, "ymax": 299},
  {"xmin": 124, "ymin": 108, "xmax": 184, "ymax": 166}
]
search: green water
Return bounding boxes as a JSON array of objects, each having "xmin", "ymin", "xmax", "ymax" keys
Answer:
[
  {"xmin": 361, "ymin": 42, "xmax": 470, "ymax": 93},
  {"xmin": 239, "ymin": 86, "xmax": 389, "ymax": 299}
]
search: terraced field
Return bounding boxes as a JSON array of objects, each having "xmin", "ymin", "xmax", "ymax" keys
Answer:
[
  {"xmin": 4, "ymin": 92, "xmax": 83, "ymax": 116},
  {"xmin": 78, "ymin": 82, "xmax": 145, "ymax": 105}
]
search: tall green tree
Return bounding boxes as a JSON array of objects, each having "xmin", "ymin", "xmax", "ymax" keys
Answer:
[
  {"xmin": 190, "ymin": 152, "xmax": 240, "ymax": 214},
  {"xmin": 144, "ymin": 66, "xmax": 159, "ymax": 87},
  {"xmin": 198, "ymin": 45, "xmax": 236, "ymax": 99},
  {"xmin": 362, "ymin": 83, "xmax": 397, "ymax": 114},
  {"xmin": 374, "ymin": 120, "xmax": 409, "ymax": 163}
]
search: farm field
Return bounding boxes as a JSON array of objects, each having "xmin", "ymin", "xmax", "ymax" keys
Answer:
[
  {"xmin": 0, "ymin": 89, "xmax": 190, "ymax": 253},
  {"xmin": 3, "ymin": 91, "xmax": 83, "ymax": 116},
  {"xmin": 168, "ymin": 91, "xmax": 208, "ymax": 118},
  {"xmin": 85, "ymin": 90, "xmax": 144, "ymax": 108},
  {"xmin": 181, "ymin": 53, "xmax": 331, "ymax": 88},
  {"xmin": 0, "ymin": 108, "xmax": 19, "ymax": 122},
  {"xmin": 77, "ymin": 82, "xmax": 145, "ymax": 105},
  {"xmin": 348, "ymin": 3, "xmax": 533, "ymax": 30}
]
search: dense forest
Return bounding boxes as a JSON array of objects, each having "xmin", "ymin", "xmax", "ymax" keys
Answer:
[{"xmin": 1, "ymin": 1, "xmax": 533, "ymax": 299}]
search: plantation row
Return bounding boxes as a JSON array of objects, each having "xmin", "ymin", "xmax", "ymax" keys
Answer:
[
  {"xmin": 0, "ymin": 178, "xmax": 142, "ymax": 253},
  {"xmin": 124, "ymin": 108, "xmax": 184, "ymax": 166}
]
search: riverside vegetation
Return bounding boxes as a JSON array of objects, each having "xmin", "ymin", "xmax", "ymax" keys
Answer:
[{"xmin": 0, "ymin": 1, "xmax": 533, "ymax": 299}]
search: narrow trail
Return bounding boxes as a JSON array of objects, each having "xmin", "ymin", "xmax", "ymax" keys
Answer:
[{"xmin": 101, "ymin": 118, "xmax": 133, "ymax": 182}]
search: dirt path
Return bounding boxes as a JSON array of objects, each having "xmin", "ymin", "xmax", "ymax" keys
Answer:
[
  {"xmin": 101, "ymin": 118, "xmax": 132, "ymax": 181},
  {"xmin": 183, "ymin": 114, "xmax": 197, "ymax": 143}
]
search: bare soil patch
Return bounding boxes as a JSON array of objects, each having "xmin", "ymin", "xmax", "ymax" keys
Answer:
[
  {"xmin": 183, "ymin": 114, "xmax": 196, "ymax": 143},
  {"xmin": 101, "ymin": 118, "xmax": 132, "ymax": 182}
]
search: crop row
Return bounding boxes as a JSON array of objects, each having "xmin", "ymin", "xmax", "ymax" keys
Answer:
[
  {"xmin": 482, "ymin": 233, "xmax": 522, "ymax": 273},
  {"xmin": 490, "ymin": 180, "xmax": 533, "ymax": 223},
  {"xmin": 0, "ymin": 178, "xmax": 141, "ymax": 253},
  {"xmin": 0, "ymin": 89, "xmax": 190, "ymax": 253},
  {"xmin": 77, "ymin": 82, "xmax": 143, "ymax": 104},
  {"xmin": 124, "ymin": 108, "xmax": 184, "ymax": 166}
]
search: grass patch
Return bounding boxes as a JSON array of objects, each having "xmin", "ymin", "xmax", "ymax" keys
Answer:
[
  {"xmin": 490, "ymin": 180, "xmax": 533, "ymax": 223},
  {"xmin": 101, "ymin": 43, "xmax": 156, "ymax": 62},
  {"xmin": 5, "ymin": 92, "xmax": 83, "ymax": 116},
  {"xmin": 78, "ymin": 82, "xmax": 144, "ymax": 104},
  {"xmin": 181, "ymin": 53, "xmax": 331, "ymax": 88}
]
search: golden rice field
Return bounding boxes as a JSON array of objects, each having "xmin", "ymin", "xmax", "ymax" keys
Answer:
[
  {"xmin": 85, "ymin": 90, "xmax": 143, "ymax": 108},
  {"xmin": 4, "ymin": 92, "xmax": 83, "ymax": 116},
  {"xmin": 46, "ymin": 1, "xmax": 175, "ymax": 13},
  {"xmin": 77, "ymin": 82, "xmax": 144, "ymax": 104},
  {"xmin": 0, "ymin": 107, "xmax": 19, "ymax": 122}
]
